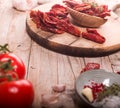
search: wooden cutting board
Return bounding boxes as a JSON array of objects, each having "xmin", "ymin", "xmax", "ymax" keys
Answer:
[{"xmin": 26, "ymin": 2, "xmax": 120, "ymax": 57}]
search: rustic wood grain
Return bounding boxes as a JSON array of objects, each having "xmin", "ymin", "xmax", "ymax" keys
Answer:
[
  {"xmin": 26, "ymin": 3, "xmax": 120, "ymax": 57},
  {"xmin": 27, "ymin": 42, "xmax": 58, "ymax": 107},
  {"xmin": 109, "ymin": 52, "xmax": 120, "ymax": 73},
  {"xmin": 0, "ymin": 0, "xmax": 120, "ymax": 108}
]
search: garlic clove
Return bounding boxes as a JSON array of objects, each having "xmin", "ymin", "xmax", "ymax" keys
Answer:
[{"xmin": 81, "ymin": 87, "xmax": 94, "ymax": 102}]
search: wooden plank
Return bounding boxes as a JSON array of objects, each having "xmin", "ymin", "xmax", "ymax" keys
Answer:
[
  {"xmin": 67, "ymin": 57, "xmax": 85, "ymax": 78},
  {"xmin": 57, "ymin": 55, "xmax": 75, "ymax": 90},
  {"xmin": 27, "ymin": 42, "xmax": 58, "ymax": 107},
  {"xmin": 27, "ymin": 43, "xmax": 78, "ymax": 107},
  {"xmin": 0, "ymin": 0, "xmax": 10, "ymax": 11},
  {"xmin": 6, "ymin": 10, "xmax": 31, "ymax": 74},
  {"xmin": 0, "ymin": 0, "xmax": 13, "ymax": 45},
  {"xmin": 109, "ymin": 51, "xmax": 120, "ymax": 73},
  {"xmin": 48, "ymin": 33, "xmax": 78, "ymax": 45},
  {"xmin": 100, "ymin": 56, "xmax": 113, "ymax": 72}
]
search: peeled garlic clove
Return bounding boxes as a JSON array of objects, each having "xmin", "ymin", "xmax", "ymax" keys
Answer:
[
  {"xmin": 37, "ymin": 0, "xmax": 52, "ymax": 4},
  {"xmin": 52, "ymin": 84, "xmax": 66, "ymax": 93},
  {"xmin": 81, "ymin": 87, "xmax": 94, "ymax": 102},
  {"xmin": 41, "ymin": 93, "xmax": 59, "ymax": 106},
  {"xmin": 12, "ymin": 0, "xmax": 37, "ymax": 11}
]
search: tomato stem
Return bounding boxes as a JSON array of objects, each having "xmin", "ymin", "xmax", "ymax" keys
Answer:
[
  {"xmin": 0, "ymin": 44, "xmax": 11, "ymax": 54},
  {"xmin": 0, "ymin": 75, "xmax": 14, "ymax": 82},
  {"xmin": 0, "ymin": 60, "xmax": 14, "ymax": 72}
]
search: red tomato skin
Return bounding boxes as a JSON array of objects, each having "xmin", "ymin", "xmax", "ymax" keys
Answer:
[
  {"xmin": 0, "ymin": 79, "xmax": 34, "ymax": 107},
  {"xmin": 0, "ymin": 53, "xmax": 26, "ymax": 79}
]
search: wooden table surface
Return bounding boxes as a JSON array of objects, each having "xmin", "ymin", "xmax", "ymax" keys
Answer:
[{"xmin": 0, "ymin": 0, "xmax": 120, "ymax": 108}]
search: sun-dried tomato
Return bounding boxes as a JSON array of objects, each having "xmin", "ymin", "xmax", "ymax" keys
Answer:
[
  {"xmin": 82, "ymin": 29, "xmax": 105, "ymax": 44},
  {"xmin": 74, "ymin": 4, "xmax": 91, "ymax": 12},
  {"xmin": 50, "ymin": 4, "xmax": 68, "ymax": 18},
  {"xmin": 86, "ymin": 28, "xmax": 100, "ymax": 36},
  {"xmin": 81, "ymin": 63, "xmax": 100, "ymax": 73},
  {"xmin": 82, "ymin": 32, "xmax": 105, "ymax": 44},
  {"xmin": 63, "ymin": 0, "xmax": 80, "ymax": 8}
]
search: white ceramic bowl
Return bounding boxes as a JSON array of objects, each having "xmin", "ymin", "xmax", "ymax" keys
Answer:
[{"xmin": 75, "ymin": 69, "xmax": 120, "ymax": 108}]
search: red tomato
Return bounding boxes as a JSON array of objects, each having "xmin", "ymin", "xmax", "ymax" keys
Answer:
[
  {"xmin": 0, "ymin": 53, "xmax": 26, "ymax": 79},
  {"xmin": 0, "ymin": 79, "xmax": 34, "ymax": 107}
]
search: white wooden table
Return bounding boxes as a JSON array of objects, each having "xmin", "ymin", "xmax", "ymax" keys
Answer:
[{"xmin": 0, "ymin": 0, "xmax": 120, "ymax": 107}]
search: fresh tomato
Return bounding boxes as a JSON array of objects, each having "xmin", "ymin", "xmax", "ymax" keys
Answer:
[
  {"xmin": 0, "ymin": 79, "xmax": 34, "ymax": 107},
  {"xmin": 0, "ymin": 53, "xmax": 26, "ymax": 79}
]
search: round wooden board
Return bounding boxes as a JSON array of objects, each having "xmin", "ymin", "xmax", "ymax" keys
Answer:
[{"xmin": 26, "ymin": 2, "xmax": 120, "ymax": 57}]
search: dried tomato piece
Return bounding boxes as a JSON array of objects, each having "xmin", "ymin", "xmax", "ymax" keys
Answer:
[
  {"xmin": 82, "ymin": 32, "xmax": 105, "ymax": 44},
  {"xmin": 57, "ymin": 20, "xmax": 81, "ymax": 36},
  {"xmin": 65, "ymin": 23, "xmax": 80, "ymax": 36},
  {"xmin": 63, "ymin": 0, "xmax": 81, "ymax": 8},
  {"xmin": 30, "ymin": 10, "xmax": 41, "ymax": 28},
  {"xmin": 98, "ymin": 12, "xmax": 111, "ymax": 18},
  {"xmin": 74, "ymin": 4, "xmax": 91, "ymax": 12},
  {"xmin": 50, "ymin": 4, "xmax": 68, "ymax": 18},
  {"xmin": 83, "ymin": 28, "xmax": 106, "ymax": 43},
  {"xmin": 81, "ymin": 63, "xmax": 100, "ymax": 73},
  {"xmin": 86, "ymin": 28, "xmax": 100, "ymax": 35}
]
